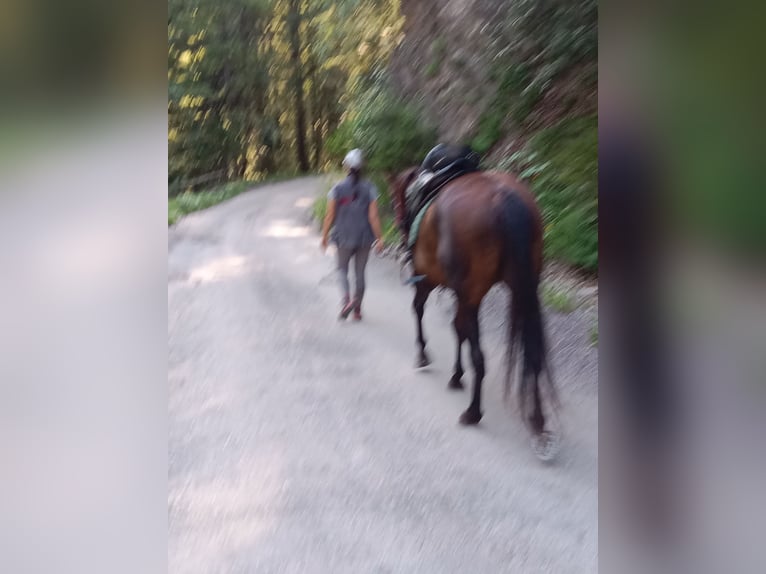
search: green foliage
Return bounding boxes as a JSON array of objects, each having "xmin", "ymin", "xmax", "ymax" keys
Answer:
[
  {"xmin": 313, "ymin": 194, "xmax": 328, "ymax": 222},
  {"xmin": 589, "ymin": 322, "xmax": 598, "ymax": 346},
  {"xmin": 470, "ymin": 0, "xmax": 596, "ymax": 155},
  {"xmin": 495, "ymin": 64, "xmax": 541, "ymax": 123},
  {"xmin": 470, "ymin": 110, "xmax": 503, "ymax": 156},
  {"xmin": 369, "ymin": 172, "xmax": 400, "ymax": 246},
  {"xmin": 541, "ymin": 283, "xmax": 578, "ymax": 314},
  {"xmin": 545, "ymin": 204, "xmax": 598, "ymax": 271},
  {"xmin": 168, "ymin": 0, "xmax": 273, "ymax": 184},
  {"xmin": 504, "ymin": 0, "xmax": 597, "ymax": 94},
  {"xmin": 368, "ymin": 172, "xmax": 392, "ymax": 212},
  {"xmin": 169, "ymin": 173, "xmax": 299, "ymax": 225},
  {"xmin": 169, "ymin": 0, "xmax": 403, "ymax": 191},
  {"xmin": 425, "ymin": 37, "xmax": 446, "ymax": 78},
  {"xmin": 325, "ymin": 82, "xmax": 436, "ymax": 174},
  {"xmin": 471, "ymin": 64, "xmax": 541, "ymax": 155},
  {"xmin": 324, "ymin": 120, "xmax": 357, "ymax": 165},
  {"xmin": 504, "ymin": 115, "xmax": 598, "ymax": 271},
  {"xmin": 168, "ymin": 181, "xmax": 249, "ymax": 225},
  {"xmin": 381, "ymin": 216, "xmax": 400, "ymax": 246},
  {"xmin": 352, "ymin": 86, "xmax": 436, "ymax": 173},
  {"xmin": 168, "ymin": 0, "xmax": 600, "ymax": 275}
]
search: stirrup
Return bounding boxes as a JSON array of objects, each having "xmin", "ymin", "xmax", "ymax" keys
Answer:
[
  {"xmin": 399, "ymin": 257, "xmax": 425, "ymax": 285},
  {"xmin": 398, "ymin": 256, "xmax": 412, "ymax": 285}
]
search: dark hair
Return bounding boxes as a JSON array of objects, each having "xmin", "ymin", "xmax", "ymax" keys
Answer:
[{"xmin": 349, "ymin": 168, "xmax": 360, "ymax": 200}]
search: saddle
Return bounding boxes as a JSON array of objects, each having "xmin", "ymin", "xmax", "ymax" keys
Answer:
[
  {"xmin": 404, "ymin": 143, "xmax": 481, "ymax": 244},
  {"xmin": 397, "ymin": 144, "xmax": 481, "ymax": 284}
]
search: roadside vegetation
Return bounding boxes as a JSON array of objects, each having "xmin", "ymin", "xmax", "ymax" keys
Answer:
[
  {"xmin": 169, "ymin": 181, "xmax": 248, "ymax": 225},
  {"xmin": 540, "ymin": 283, "xmax": 579, "ymax": 314}
]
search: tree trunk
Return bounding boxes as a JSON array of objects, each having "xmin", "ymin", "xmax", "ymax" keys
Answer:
[
  {"xmin": 304, "ymin": 20, "xmax": 322, "ymax": 170},
  {"xmin": 287, "ymin": 0, "xmax": 310, "ymax": 172},
  {"xmin": 313, "ymin": 119, "xmax": 322, "ymax": 169},
  {"xmin": 309, "ymin": 68, "xmax": 322, "ymax": 169}
]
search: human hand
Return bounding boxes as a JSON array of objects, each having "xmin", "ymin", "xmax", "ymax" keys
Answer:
[
  {"xmin": 320, "ymin": 236, "xmax": 328, "ymax": 253},
  {"xmin": 374, "ymin": 239, "xmax": 384, "ymax": 255}
]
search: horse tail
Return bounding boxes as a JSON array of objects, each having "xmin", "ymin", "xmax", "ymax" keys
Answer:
[{"xmin": 497, "ymin": 191, "xmax": 558, "ymax": 432}]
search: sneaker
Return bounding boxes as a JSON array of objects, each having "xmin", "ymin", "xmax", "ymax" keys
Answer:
[{"xmin": 339, "ymin": 298, "xmax": 355, "ymax": 320}]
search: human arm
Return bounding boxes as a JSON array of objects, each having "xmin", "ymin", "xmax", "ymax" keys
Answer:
[
  {"xmin": 321, "ymin": 198, "xmax": 337, "ymax": 252},
  {"xmin": 368, "ymin": 199, "xmax": 383, "ymax": 253}
]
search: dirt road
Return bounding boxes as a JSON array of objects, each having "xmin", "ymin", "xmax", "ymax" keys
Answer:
[{"xmin": 168, "ymin": 176, "xmax": 597, "ymax": 573}]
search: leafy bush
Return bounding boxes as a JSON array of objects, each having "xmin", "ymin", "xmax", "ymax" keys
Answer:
[
  {"xmin": 313, "ymin": 194, "xmax": 328, "ymax": 222},
  {"xmin": 355, "ymin": 89, "xmax": 436, "ymax": 172},
  {"xmin": 168, "ymin": 173, "xmax": 296, "ymax": 225},
  {"xmin": 327, "ymin": 85, "xmax": 436, "ymax": 174},
  {"xmin": 503, "ymin": 115, "xmax": 597, "ymax": 271},
  {"xmin": 168, "ymin": 181, "xmax": 248, "ymax": 225},
  {"xmin": 369, "ymin": 172, "xmax": 392, "ymax": 212},
  {"xmin": 541, "ymin": 283, "xmax": 578, "ymax": 313},
  {"xmin": 470, "ymin": 0, "xmax": 596, "ymax": 156},
  {"xmin": 504, "ymin": 0, "xmax": 597, "ymax": 94},
  {"xmin": 471, "ymin": 109, "xmax": 504, "ymax": 156},
  {"xmin": 471, "ymin": 64, "xmax": 541, "ymax": 155},
  {"xmin": 381, "ymin": 216, "xmax": 400, "ymax": 246},
  {"xmin": 370, "ymin": 173, "xmax": 401, "ymax": 247},
  {"xmin": 324, "ymin": 120, "xmax": 356, "ymax": 166}
]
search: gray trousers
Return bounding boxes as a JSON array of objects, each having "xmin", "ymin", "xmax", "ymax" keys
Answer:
[{"xmin": 336, "ymin": 245, "xmax": 371, "ymax": 304}]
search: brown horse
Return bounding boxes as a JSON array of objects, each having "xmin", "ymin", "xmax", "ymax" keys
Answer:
[{"xmin": 391, "ymin": 167, "xmax": 559, "ymax": 458}]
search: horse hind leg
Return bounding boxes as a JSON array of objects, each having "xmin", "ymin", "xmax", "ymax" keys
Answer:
[
  {"xmin": 458, "ymin": 303, "xmax": 484, "ymax": 425},
  {"xmin": 413, "ymin": 281, "xmax": 432, "ymax": 368},
  {"xmin": 448, "ymin": 306, "xmax": 466, "ymax": 390},
  {"xmin": 525, "ymin": 369, "xmax": 560, "ymax": 462}
]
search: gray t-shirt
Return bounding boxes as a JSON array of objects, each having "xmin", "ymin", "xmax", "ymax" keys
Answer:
[{"xmin": 328, "ymin": 175, "xmax": 378, "ymax": 248}]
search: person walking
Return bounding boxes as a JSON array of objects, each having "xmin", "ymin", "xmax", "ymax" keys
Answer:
[{"xmin": 320, "ymin": 149, "xmax": 383, "ymax": 320}]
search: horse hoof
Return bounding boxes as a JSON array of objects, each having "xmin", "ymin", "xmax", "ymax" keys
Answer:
[
  {"xmin": 458, "ymin": 409, "xmax": 482, "ymax": 426},
  {"xmin": 447, "ymin": 376, "xmax": 464, "ymax": 390},
  {"xmin": 415, "ymin": 354, "xmax": 431, "ymax": 369},
  {"xmin": 532, "ymin": 431, "xmax": 560, "ymax": 463}
]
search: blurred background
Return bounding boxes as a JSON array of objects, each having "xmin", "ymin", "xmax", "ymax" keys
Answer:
[{"xmin": 600, "ymin": 2, "xmax": 766, "ymax": 573}]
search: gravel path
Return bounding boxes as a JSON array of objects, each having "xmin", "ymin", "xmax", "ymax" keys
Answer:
[{"xmin": 168, "ymin": 176, "xmax": 597, "ymax": 573}]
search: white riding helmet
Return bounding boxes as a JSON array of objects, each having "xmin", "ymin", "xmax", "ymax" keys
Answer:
[{"xmin": 342, "ymin": 148, "xmax": 364, "ymax": 170}]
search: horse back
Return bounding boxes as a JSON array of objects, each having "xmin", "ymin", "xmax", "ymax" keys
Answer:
[{"xmin": 416, "ymin": 171, "xmax": 541, "ymax": 304}]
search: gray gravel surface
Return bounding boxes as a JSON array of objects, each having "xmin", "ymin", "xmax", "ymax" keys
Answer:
[{"xmin": 168, "ymin": 176, "xmax": 598, "ymax": 573}]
